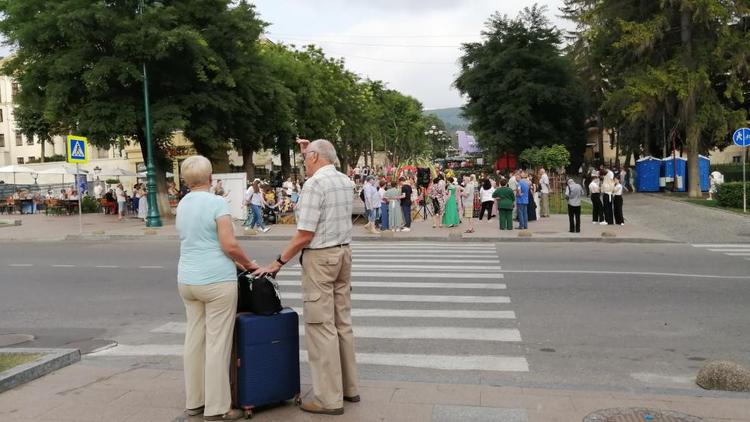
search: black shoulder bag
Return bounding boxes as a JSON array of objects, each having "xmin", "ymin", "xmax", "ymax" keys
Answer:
[{"xmin": 237, "ymin": 271, "xmax": 282, "ymax": 315}]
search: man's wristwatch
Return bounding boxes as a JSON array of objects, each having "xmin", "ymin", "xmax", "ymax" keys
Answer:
[{"xmin": 275, "ymin": 254, "xmax": 287, "ymax": 266}]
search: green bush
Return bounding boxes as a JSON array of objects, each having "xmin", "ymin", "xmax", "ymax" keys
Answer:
[
  {"xmin": 711, "ymin": 164, "xmax": 745, "ymax": 183},
  {"xmin": 715, "ymin": 182, "xmax": 749, "ymax": 208},
  {"xmin": 81, "ymin": 195, "xmax": 100, "ymax": 213}
]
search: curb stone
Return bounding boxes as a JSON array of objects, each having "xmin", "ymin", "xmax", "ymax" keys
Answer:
[
  {"xmin": 65, "ymin": 233, "xmax": 678, "ymax": 244},
  {"xmin": 0, "ymin": 347, "xmax": 80, "ymax": 394}
]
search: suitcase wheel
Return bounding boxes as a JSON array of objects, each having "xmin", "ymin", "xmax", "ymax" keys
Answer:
[
  {"xmin": 294, "ymin": 394, "xmax": 302, "ymax": 406},
  {"xmin": 244, "ymin": 409, "xmax": 253, "ymax": 419}
]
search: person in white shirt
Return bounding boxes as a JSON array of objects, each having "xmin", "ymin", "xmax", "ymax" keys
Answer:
[
  {"xmin": 708, "ymin": 171, "xmax": 724, "ymax": 200},
  {"xmin": 613, "ymin": 179, "xmax": 625, "ymax": 225},
  {"xmin": 115, "ymin": 184, "xmax": 127, "ymax": 221},
  {"xmin": 600, "ymin": 172, "xmax": 615, "ymax": 225},
  {"xmin": 589, "ymin": 177, "xmax": 603, "ymax": 224},
  {"xmin": 478, "ymin": 178, "xmax": 494, "ymax": 221},
  {"xmin": 93, "ymin": 182, "xmax": 104, "ymax": 199},
  {"xmin": 362, "ymin": 176, "xmax": 380, "ymax": 234},
  {"xmin": 508, "ymin": 170, "xmax": 518, "ymax": 220},
  {"xmin": 538, "ymin": 168, "xmax": 550, "ymax": 217}
]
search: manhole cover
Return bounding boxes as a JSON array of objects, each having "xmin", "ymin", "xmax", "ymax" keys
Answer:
[{"xmin": 583, "ymin": 408, "xmax": 704, "ymax": 422}]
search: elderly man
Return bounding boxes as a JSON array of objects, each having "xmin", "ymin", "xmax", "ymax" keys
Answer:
[
  {"xmin": 362, "ymin": 176, "xmax": 380, "ymax": 234},
  {"xmin": 254, "ymin": 139, "xmax": 359, "ymax": 416},
  {"xmin": 539, "ymin": 168, "xmax": 550, "ymax": 218}
]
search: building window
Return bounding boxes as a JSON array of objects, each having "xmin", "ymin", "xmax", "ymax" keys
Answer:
[
  {"xmin": 15, "ymin": 134, "xmax": 22, "ymax": 146},
  {"xmin": 11, "ymin": 83, "xmax": 19, "ymax": 97},
  {"xmin": 0, "ymin": 108, "xmax": 4, "ymax": 122},
  {"xmin": 732, "ymin": 156, "xmax": 741, "ymax": 163},
  {"xmin": 17, "ymin": 157, "xmax": 24, "ymax": 164},
  {"xmin": 0, "ymin": 134, "xmax": 4, "ymax": 148},
  {"xmin": 97, "ymin": 147, "xmax": 109, "ymax": 159},
  {"xmin": 26, "ymin": 135, "xmax": 34, "ymax": 146}
]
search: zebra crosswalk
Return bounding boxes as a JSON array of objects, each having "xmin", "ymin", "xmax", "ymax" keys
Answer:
[
  {"xmin": 692, "ymin": 244, "xmax": 750, "ymax": 262},
  {"xmin": 93, "ymin": 242, "xmax": 527, "ymax": 373}
]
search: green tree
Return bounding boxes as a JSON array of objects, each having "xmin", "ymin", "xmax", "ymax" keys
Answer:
[
  {"xmin": 0, "ymin": 0, "xmax": 267, "ymax": 211},
  {"xmin": 455, "ymin": 5, "xmax": 587, "ymax": 168},
  {"xmin": 564, "ymin": 0, "xmax": 750, "ymax": 197}
]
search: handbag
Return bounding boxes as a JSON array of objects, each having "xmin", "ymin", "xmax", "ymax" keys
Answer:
[{"xmin": 237, "ymin": 271, "xmax": 282, "ymax": 315}]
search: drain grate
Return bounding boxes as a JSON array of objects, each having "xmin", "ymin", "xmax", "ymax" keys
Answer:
[{"xmin": 583, "ymin": 408, "xmax": 704, "ymax": 422}]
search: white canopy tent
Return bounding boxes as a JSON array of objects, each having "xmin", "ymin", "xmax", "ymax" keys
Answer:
[
  {"xmin": 37, "ymin": 165, "xmax": 89, "ymax": 187},
  {"xmin": 0, "ymin": 164, "xmax": 37, "ymax": 192}
]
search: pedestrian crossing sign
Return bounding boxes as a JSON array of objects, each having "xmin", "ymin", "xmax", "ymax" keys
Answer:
[{"xmin": 66, "ymin": 135, "xmax": 88, "ymax": 164}]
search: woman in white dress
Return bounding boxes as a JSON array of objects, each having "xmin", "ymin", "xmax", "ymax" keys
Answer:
[{"xmin": 137, "ymin": 186, "xmax": 148, "ymax": 221}]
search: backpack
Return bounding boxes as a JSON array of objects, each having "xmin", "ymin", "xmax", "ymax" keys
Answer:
[
  {"xmin": 237, "ymin": 271, "xmax": 282, "ymax": 315},
  {"xmin": 359, "ymin": 188, "xmax": 366, "ymax": 203}
]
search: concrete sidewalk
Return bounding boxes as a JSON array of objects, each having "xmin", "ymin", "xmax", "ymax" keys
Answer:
[
  {"xmin": 0, "ymin": 208, "xmax": 675, "ymax": 243},
  {"xmin": 0, "ymin": 358, "xmax": 748, "ymax": 422}
]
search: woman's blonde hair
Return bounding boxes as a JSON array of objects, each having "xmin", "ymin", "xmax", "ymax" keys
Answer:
[{"xmin": 181, "ymin": 155, "xmax": 212, "ymax": 188}]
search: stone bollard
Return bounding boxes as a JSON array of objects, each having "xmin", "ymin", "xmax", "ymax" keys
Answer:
[
  {"xmin": 696, "ymin": 361, "xmax": 750, "ymax": 392},
  {"xmin": 601, "ymin": 231, "xmax": 616, "ymax": 238},
  {"xmin": 518, "ymin": 230, "xmax": 532, "ymax": 237}
]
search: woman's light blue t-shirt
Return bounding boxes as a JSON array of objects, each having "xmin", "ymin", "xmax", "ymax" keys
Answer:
[{"xmin": 176, "ymin": 191, "xmax": 236, "ymax": 285}]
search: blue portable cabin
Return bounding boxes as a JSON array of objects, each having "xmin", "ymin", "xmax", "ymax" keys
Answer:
[
  {"xmin": 698, "ymin": 155, "xmax": 710, "ymax": 192},
  {"xmin": 635, "ymin": 156, "xmax": 661, "ymax": 192},
  {"xmin": 661, "ymin": 156, "xmax": 687, "ymax": 192}
]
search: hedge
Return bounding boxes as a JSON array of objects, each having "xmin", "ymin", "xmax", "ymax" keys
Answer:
[
  {"xmin": 715, "ymin": 182, "xmax": 750, "ymax": 208},
  {"xmin": 711, "ymin": 164, "xmax": 745, "ymax": 183}
]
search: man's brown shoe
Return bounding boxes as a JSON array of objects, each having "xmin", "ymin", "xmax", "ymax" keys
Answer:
[
  {"xmin": 343, "ymin": 395, "xmax": 360, "ymax": 403},
  {"xmin": 300, "ymin": 401, "xmax": 344, "ymax": 415}
]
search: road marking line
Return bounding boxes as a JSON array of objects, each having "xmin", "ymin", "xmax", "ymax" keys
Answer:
[
  {"xmin": 353, "ymin": 248, "xmax": 495, "ymax": 254},
  {"xmin": 353, "ymin": 243, "xmax": 492, "ymax": 248},
  {"xmin": 301, "ymin": 351, "xmax": 529, "ymax": 372},
  {"xmin": 351, "ymin": 259, "xmax": 495, "ymax": 264},
  {"xmin": 91, "ymin": 345, "xmax": 529, "ymax": 371},
  {"xmin": 707, "ymin": 249, "xmax": 750, "ymax": 252},
  {"xmin": 151, "ymin": 322, "xmax": 187, "ymax": 334},
  {"xmin": 291, "ymin": 264, "xmax": 502, "ymax": 271},
  {"xmin": 692, "ymin": 244, "xmax": 750, "ymax": 247},
  {"xmin": 724, "ymin": 253, "xmax": 750, "ymax": 256},
  {"xmin": 278, "ymin": 271, "xmax": 503, "ymax": 279},
  {"xmin": 497, "ymin": 270, "xmax": 750, "ymax": 279},
  {"xmin": 284, "ymin": 292, "xmax": 510, "ymax": 304},
  {"xmin": 277, "ymin": 280, "xmax": 506, "ymax": 289},
  {"xmin": 291, "ymin": 308, "xmax": 516, "ymax": 319},
  {"xmin": 352, "ymin": 254, "xmax": 496, "ymax": 259},
  {"xmin": 139, "ymin": 266, "xmax": 165, "ymax": 269},
  {"xmin": 9, "ymin": 264, "xmax": 33, "ymax": 267},
  {"xmin": 95, "ymin": 265, "xmax": 120, "ymax": 268},
  {"xmin": 51, "ymin": 265, "xmax": 76, "ymax": 268}
]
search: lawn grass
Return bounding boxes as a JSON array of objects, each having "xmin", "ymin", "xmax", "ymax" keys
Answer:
[
  {"xmin": 549, "ymin": 193, "xmax": 593, "ymax": 215},
  {"xmin": 0, "ymin": 352, "xmax": 43, "ymax": 373}
]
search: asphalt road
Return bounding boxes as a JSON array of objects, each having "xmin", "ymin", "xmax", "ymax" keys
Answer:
[{"xmin": 1, "ymin": 239, "xmax": 748, "ymax": 395}]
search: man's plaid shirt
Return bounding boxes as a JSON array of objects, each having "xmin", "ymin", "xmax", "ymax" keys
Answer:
[{"xmin": 296, "ymin": 164, "xmax": 355, "ymax": 249}]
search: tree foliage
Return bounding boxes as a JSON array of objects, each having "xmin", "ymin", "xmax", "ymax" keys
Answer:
[
  {"xmin": 519, "ymin": 144, "xmax": 571, "ymax": 171},
  {"xmin": 455, "ymin": 5, "xmax": 587, "ymax": 167},
  {"xmin": 564, "ymin": 0, "xmax": 750, "ymax": 197}
]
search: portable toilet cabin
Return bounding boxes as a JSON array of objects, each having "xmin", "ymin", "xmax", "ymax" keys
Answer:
[
  {"xmin": 635, "ymin": 156, "xmax": 661, "ymax": 192},
  {"xmin": 698, "ymin": 155, "xmax": 710, "ymax": 192},
  {"xmin": 661, "ymin": 156, "xmax": 687, "ymax": 192}
]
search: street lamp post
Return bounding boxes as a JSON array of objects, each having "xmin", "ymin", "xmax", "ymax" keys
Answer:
[
  {"xmin": 140, "ymin": 0, "xmax": 162, "ymax": 227},
  {"xmin": 424, "ymin": 125, "xmax": 446, "ymax": 159}
]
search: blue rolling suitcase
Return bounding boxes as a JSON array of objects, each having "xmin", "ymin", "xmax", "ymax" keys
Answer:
[{"xmin": 231, "ymin": 308, "xmax": 301, "ymax": 418}]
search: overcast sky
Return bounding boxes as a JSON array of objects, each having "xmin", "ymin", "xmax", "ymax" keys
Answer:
[{"xmin": 253, "ymin": 0, "xmax": 572, "ymax": 110}]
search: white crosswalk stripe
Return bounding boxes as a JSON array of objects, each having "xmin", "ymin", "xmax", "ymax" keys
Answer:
[
  {"xmin": 692, "ymin": 244, "xmax": 750, "ymax": 262},
  {"xmin": 97, "ymin": 242, "xmax": 528, "ymax": 373}
]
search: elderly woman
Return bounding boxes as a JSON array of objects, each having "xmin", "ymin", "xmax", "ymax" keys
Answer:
[{"xmin": 176, "ymin": 155, "xmax": 258, "ymax": 421}]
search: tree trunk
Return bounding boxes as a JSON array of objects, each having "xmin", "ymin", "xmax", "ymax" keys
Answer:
[
  {"xmin": 681, "ymin": 7, "xmax": 701, "ymax": 198},
  {"xmin": 40, "ymin": 138, "xmax": 45, "ymax": 163},
  {"xmin": 138, "ymin": 139, "xmax": 171, "ymax": 218},
  {"xmin": 277, "ymin": 136, "xmax": 291, "ymax": 179},
  {"xmin": 241, "ymin": 146, "xmax": 255, "ymax": 180},
  {"xmin": 596, "ymin": 113, "xmax": 605, "ymax": 166}
]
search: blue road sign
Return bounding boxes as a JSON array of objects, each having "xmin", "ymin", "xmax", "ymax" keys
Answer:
[
  {"xmin": 66, "ymin": 135, "xmax": 88, "ymax": 164},
  {"xmin": 733, "ymin": 128, "xmax": 750, "ymax": 147}
]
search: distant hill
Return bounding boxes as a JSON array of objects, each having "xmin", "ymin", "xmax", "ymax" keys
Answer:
[{"xmin": 424, "ymin": 107, "xmax": 469, "ymax": 131}]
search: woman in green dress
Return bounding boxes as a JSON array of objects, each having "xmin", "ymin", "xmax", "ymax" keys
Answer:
[
  {"xmin": 385, "ymin": 180, "xmax": 404, "ymax": 231},
  {"xmin": 441, "ymin": 177, "xmax": 460, "ymax": 227}
]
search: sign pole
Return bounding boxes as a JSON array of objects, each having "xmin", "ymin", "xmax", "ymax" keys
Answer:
[
  {"xmin": 77, "ymin": 164, "xmax": 83, "ymax": 234},
  {"xmin": 743, "ymin": 146, "xmax": 746, "ymax": 213}
]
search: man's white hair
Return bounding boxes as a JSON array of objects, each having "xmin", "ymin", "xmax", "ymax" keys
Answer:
[{"xmin": 309, "ymin": 139, "xmax": 339, "ymax": 165}]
